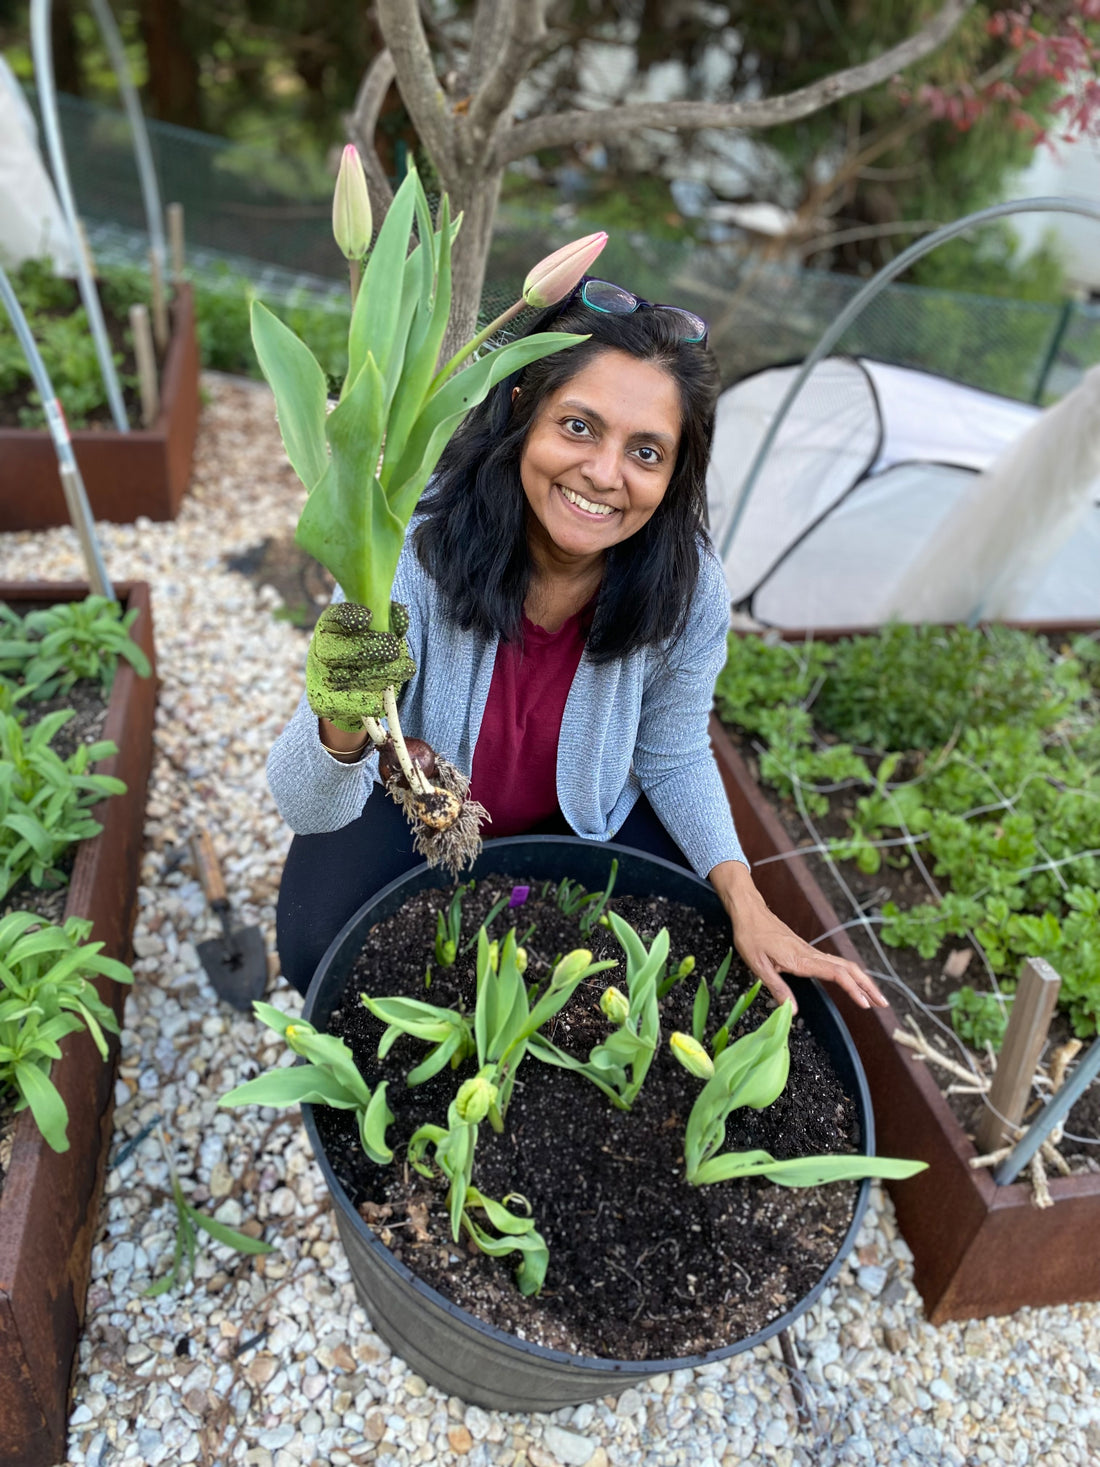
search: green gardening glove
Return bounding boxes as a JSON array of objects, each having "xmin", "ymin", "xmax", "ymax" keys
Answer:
[{"xmin": 306, "ymin": 601, "xmax": 416, "ymax": 732}]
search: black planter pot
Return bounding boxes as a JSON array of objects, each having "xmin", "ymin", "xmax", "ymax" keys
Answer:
[{"xmin": 301, "ymin": 836, "xmax": 874, "ymax": 1411}]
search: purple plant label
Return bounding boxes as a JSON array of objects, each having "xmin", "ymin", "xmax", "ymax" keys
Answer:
[{"xmin": 508, "ymin": 884, "xmax": 530, "ymax": 908}]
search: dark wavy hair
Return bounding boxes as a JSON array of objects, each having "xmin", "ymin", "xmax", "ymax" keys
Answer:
[{"xmin": 413, "ymin": 285, "xmax": 721, "ymax": 661}]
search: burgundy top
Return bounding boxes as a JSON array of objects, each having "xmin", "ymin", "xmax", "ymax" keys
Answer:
[{"xmin": 469, "ymin": 606, "xmax": 592, "ymax": 837}]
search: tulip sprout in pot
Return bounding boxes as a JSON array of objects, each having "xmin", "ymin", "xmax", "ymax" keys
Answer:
[
  {"xmin": 252, "ymin": 146, "xmax": 606, "ymax": 871},
  {"xmin": 221, "ymin": 843, "xmax": 925, "ymax": 1407}
]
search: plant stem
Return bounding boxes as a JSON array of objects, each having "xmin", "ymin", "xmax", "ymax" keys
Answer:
[
  {"xmin": 383, "ymin": 687, "xmax": 433, "ymax": 796},
  {"xmin": 432, "ymin": 298, "xmax": 525, "ymax": 388},
  {"xmin": 349, "ymin": 258, "xmax": 361, "ymax": 308},
  {"xmin": 363, "ymin": 717, "xmax": 387, "ymax": 748}
]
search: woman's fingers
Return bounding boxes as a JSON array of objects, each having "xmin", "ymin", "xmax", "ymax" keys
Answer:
[
  {"xmin": 753, "ymin": 954, "xmax": 797, "ymax": 1013},
  {"xmin": 733, "ymin": 916, "xmax": 888, "ymax": 1013}
]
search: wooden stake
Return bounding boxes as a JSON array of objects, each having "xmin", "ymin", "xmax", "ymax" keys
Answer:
[
  {"xmin": 167, "ymin": 202, "xmax": 185, "ymax": 283},
  {"xmin": 976, "ymin": 958, "xmax": 1061, "ymax": 1154},
  {"xmin": 148, "ymin": 250, "xmax": 169, "ymax": 353},
  {"xmin": 129, "ymin": 303, "xmax": 160, "ymax": 427}
]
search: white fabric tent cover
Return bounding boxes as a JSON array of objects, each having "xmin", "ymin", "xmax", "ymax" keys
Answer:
[
  {"xmin": 706, "ymin": 357, "xmax": 1100, "ymax": 627},
  {"xmin": 0, "ymin": 57, "xmax": 77, "ymax": 273}
]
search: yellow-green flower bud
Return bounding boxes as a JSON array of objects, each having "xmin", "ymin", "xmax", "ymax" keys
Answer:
[
  {"xmin": 600, "ymin": 986, "xmax": 630, "ymax": 1025},
  {"xmin": 455, "ymin": 1072, "xmax": 498, "ymax": 1124},
  {"xmin": 284, "ymin": 1023, "xmax": 314, "ymax": 1057},
  {"xmin": 515, "ymin": 947, "xmax": 528, "ymax": 975},
  {"xmin": 677, "ymin": 956, "xmax": 696, "ymax": 979},
  {"xmin": 332, "ymin": 144, "xmax": 373, "ymax": 260},
  {"xmin": 487, "ymin": 940, "xmax": 500, "ymax": 972},
  {"xmin": 551, "ymin": 949, "xmax": 594, "ymax": 988},
  {"xmin": 670, "ymin": 1032, "xmax": 715, "ymax": 1080}
]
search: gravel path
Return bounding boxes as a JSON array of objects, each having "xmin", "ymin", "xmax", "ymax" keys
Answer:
[{"xmin": 4, "ymin": 377, "xmax": 1098, "ymax": 1467}]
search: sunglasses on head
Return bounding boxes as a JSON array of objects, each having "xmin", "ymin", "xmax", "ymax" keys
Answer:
[{"xmin": 572, "ymin": 277, "xmax": 708, "ymax": 345}]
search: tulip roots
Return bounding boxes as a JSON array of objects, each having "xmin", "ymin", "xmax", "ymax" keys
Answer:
[
  {"xmin": 364, "ymin": 693, "xmax": 488, "ymax": 876},
  {"xmin": 385, "ymin": 755, "xmax": 489, "ymax": 877}
]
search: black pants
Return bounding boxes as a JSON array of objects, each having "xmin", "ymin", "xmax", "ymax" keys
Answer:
[{"xmin": 276, "ymin": 783, "xmax": 691, "ymax": 995}]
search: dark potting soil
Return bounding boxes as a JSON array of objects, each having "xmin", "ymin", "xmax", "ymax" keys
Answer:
[
  {"xmin": 725, "ymin": 728, "xmax": 1100, "ymax": 1170},
  {"xmin": 314, "ymin": 876, "xmax": 862, "ymax": 1361}
]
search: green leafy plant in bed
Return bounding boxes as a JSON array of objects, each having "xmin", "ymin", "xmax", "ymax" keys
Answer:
[
  {"xmin": 0, "ymin": 708, "xmax": 127, "ymax": 898},
  {"xmin": 715, "ymin": 624, "xmax": 1100, "ymax": 1037},
  {"xmin": 0, "ymin": 911, "xmax": 133, "ymax": 1151},
  {"xmin": 221, "ymin": 883, "xmax": 923, "ymax": 1294},
  {"xmin": 0, "ymin": 258, "xmax": 141, "ymax": 430},
  {"xmin": 0, "ymin": 595, "xmax": 152, "ymax": 899},
  {"xmin": 5, "ymin": 596, "xmax": 151, "ymax": 697}
]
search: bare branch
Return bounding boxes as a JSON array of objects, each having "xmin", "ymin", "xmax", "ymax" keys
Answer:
[
  {"xmin": 467, "ymin": 1, "xmax": 549, "ymax": 145},
  {"xmin": 346, "ymin": 48, "xmax": 397, "ymax": 214},
  {"xmin": 497, "ymin": 0, "xmax": 974, "ymax": 164},
  {"xmin": 376, "ymin": 0, "xmax": 457, "ymax": 176},
  {"xmin": 800, "ymin": 218, "xmax": 943, "ymax": 258},
  {"xmin": 469, "ymin": 0, "xmax": 509, "ymax": 89}
]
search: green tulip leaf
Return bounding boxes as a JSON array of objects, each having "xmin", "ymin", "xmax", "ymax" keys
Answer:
[{"xmin": 250, "ymin": 300, "xmax": 329, "ymax": 491}]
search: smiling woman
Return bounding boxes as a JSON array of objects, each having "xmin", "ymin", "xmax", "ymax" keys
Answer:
[
  {"xmin": 517, "ymin": 353, "xmax": 681, "ymax": 610},
  {"xmin": 267, "ymin": 282, "xmax": 888, "ymax": 1018}
]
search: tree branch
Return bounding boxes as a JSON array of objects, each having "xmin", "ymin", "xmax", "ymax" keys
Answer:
[
  {"xmin": 346, "ymin": 48, "xmax": 397, "ymax": 214},
  {"xmin": 466, "ymin": 0, "xmax": 549, "ymax": 146},
  {"xmin": 376, "ymin": 0, "xmax": 457, "ymax": 176},
  {"xmin": 469, "ymin": 0, "xmax": 508, "ymax": 89},
  {"xmin": 800, "ymin": 218, "xmax": 943, "ymax": 259},
  {"xmin": 497, "ymin": 0, "xmax": 974, "ymax": 163}
]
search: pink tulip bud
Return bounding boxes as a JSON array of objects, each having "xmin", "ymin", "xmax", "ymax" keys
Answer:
[
  {"xmin": 332, "ymin": 144, "xmax": 373, "ymax": 261},
  {"xmin": 522, "ymin": 230, "xmax": 608, "ymax": 308}
]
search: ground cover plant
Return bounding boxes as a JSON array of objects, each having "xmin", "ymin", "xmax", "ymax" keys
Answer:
[
  {"xmin": 223, "ymin": 872, "xmax": 921, "ymax": 1358},
  {"xmin": 0, "ymin": 596, "xmax": 150, "ymax": 1161},
  {"xmin": 713, "ymin": 623, "xmax": 1100, "ymax": 1154}
]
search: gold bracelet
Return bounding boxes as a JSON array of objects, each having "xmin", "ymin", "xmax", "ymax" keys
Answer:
[{"xmin": 319, "ymin": 737, "xmax": 368, "ymax": 761}]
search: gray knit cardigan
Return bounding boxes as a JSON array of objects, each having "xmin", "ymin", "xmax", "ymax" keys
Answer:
[{"xmin": 266, "ymin": 526, "xmax": 747, "ymax": 879}]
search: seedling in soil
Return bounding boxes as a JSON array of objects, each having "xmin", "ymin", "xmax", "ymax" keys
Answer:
[{"xmin": 671, "ymin": 1004, "xmax": 927, "ymax": 1189}]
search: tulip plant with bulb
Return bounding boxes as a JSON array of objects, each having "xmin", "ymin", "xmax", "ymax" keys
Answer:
[{"xmin": 251, "ymin": 144, "xmax": 608, "ymax": 871}]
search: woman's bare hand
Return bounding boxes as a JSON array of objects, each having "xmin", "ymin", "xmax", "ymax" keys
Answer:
[{"xmin": 709, "ymin": 859, "xmax": 887, "ymax": 1014}]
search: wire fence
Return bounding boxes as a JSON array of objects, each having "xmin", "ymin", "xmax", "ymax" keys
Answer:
[{"xmin": 28, "ymin": 92, "xmax": 1100, "ymax": 402}]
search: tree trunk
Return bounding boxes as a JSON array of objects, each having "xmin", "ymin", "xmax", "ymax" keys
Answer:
[
  {"xmin": 49, "ymin": 0, "xmax": 83, "ymax": 96},
  {"xmin": 137, "ymin": 0, "xmax": 202, "ymax": 129},
  {"xmin": 443, "ymin": 166, "xmax": 504, "ymax": 357}
]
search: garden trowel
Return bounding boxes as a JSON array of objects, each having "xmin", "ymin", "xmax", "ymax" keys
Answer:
[{"xmin": 191, "ymin": 826, "xmax": 268, "ymax": 1011}]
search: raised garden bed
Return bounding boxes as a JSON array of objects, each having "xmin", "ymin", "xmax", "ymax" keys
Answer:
[
  {"xmin": 0, "ymin": 285, "xmax": 199, "ymax": 529},
  {"xmin": 708, "ymin": 618, "xmax": 1100, "ymax": 1324},
  {"xmin": 0, "ymin": 581, "xmax": 156, "ymax": 1467}
]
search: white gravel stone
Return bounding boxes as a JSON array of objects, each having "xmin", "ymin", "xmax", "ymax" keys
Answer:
[
  {"xmin": 542, "ymin": 1424, "xmax": 597, "ymax": 1464},
  {"xmin": 24, "ymin": 378, "xmax": 1099, "ymax": 1467}
]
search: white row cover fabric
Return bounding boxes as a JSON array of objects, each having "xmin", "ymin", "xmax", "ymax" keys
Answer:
[
  {"xmin": 707, "ymin": 357, "xmax": 1100, "ymax": 627},
  {"xmin": 0, "ymin": 57, "xmax": 77, "ymax": 274}
]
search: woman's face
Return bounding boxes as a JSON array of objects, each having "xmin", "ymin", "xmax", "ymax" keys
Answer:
[{"xmin": 517, "ymin": 349, "xmax": 682, "ymax": 566}]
